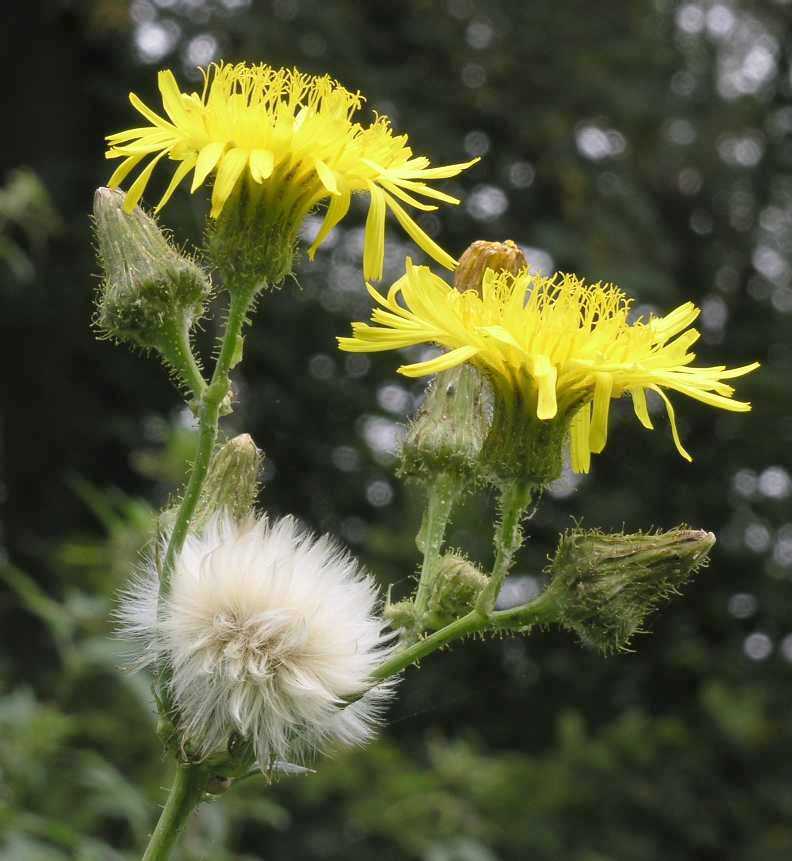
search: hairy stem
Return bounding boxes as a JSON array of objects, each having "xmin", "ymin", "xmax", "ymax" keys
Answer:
[
  {"xmin": 411, "ymin": 472, "xmax": 462, "ymax": 630},
  {"xmin": 159, "ymin": 283, "xmax": 259, "ymax": 595},
  {"xmin": 158, "ymin": 317, "xmax": 207, "ymax": 403},
  {"xmin": 476, "ymin": 480, "xmax": 536, "ymax": 613},
  {"xmin": 371, "ymin": 588, "xmax": 560, "ymax": 682},
  {"xmin": 141, "ymin": 764, "xmax": 208, "ymax": 861}
]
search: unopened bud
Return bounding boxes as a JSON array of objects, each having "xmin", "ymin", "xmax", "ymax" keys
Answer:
[
  {"xmin": 194, "ymin": 434, "xmax": 264, "ymax": 528},
  {"xmin": 399, "ymin": 364, "xmax": 491, "ymax": 483},
  {"xmin": 383, "ymin": 599, "xmax": 418, "ymax": 632},
  {"xmin": 425, "ymin": 554, "xmax": 488, "ymax": 629},
  {"xmin": 93, "ymin": 187, "xmax": 211, "ymax": 349},
  {"xmin": 547, "ymin": 527, "xmax": 715, "ymax": 653},
  {"xmin": 454, "ymin": 239, "xmax": 527, "ymax": 294}
]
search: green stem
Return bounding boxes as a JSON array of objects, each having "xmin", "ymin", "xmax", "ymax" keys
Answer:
[
  {"xmin": 477, "ymin": 480, "xmax": 536, "ymax": 613},
  {"xmin": 142, "ymin": 764, "xmax": 208, "ymax": 861},
  {"xmin": 412, "ymin": 472, "xmax": 462, "ymax": 624},
  {"xmin": 159, "ymin": 284, "xmax": 259, "ymax": 594},
  {"xmin": 371, "ymin": 588, "xmax": 560, "ymax": 683},
  {"xmin": 158, "ymin": 317, "xmax": 207, "ymax": 403},
  {"xmin": 373, "ymin": 610, "xmax": 487, "ymax": 682}
]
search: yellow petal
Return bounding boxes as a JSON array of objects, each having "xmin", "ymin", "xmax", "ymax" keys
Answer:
[
  {"xmin": 532, "ymin": 355, "xmax": 558, "ymax": 420},
  {"xmin": 589, "ymin": 372, "xmax": 613, "ymax": 454},
  {"xmin": 630, "ymin": 386, "xmax": 653, "ymax": 429},
  {"xmin": 314, "ymin": 159, "xmax": 339, "ymax": 194},
  {"xmin": 129, "ymin": 92, "xmax": 171, "ymax": 129},
  {"xmin": 395, "ymin": 157, "xmax": 480, "ymax": 180},
  {"xmin": 210, "ymin": 148, "xmax": 248, "ymax": 217},
  {"xmin": 649, "ymin": 386, "xmax": 693, "ymax": 462},
  {"xmin": 363, "ymin": 181, "xmax": 386, "ymax": 281},
  {"xmin": 480, "ymin": 325, "xmax": 522, "ymax": 351},
  {"xmin": 106, "ymin": 126, "xmax": 164, "ymax": 144},
  {"xmin": 717, "ymin": 361, "xmax": 761, "ymax": 379},
  {"xmin": 308, "ymin": 188, "xmax": 351, "ymax": 260},
  {"xmin": 106, "ymin": 153, "xmax": 145, "ymax": 188},
  {"xmin": 158, "ymin": 69, "xmax": 189, "ymax": 126},
  {"xmin": 249, "ymin": 149, "xmax": 274, "ymax": 183},
  {"xmin": 122, "ymin": 150, "xmax": 168, "ymax": 212},
  {"xmin": 378, "ymin": 179, "xmax": 439, "ymax": 212},
  {"xmin": 398, "ymin": 345, "xmax": 480, "ymax": 377},
  {"xmin": 154, "ymin": 154, "xmax": 197, "ymax": 212},
  {"xmin": 383, "ymin": 177, "xmax": 460, "ymax": 205},
  {"xmin": 191, "ymin": 141, "xmax": 226, "ymax": 192},
  {"xmin": 569, "ymin": 403, "xmax": 591, "ymax": 474},
  {"xmin": 382, "ymin": 191, "xmax": 456, "ymax": 272}
]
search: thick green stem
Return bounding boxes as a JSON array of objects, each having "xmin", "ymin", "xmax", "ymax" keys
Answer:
[
  {"xmin": 477, "ymin": 480, "xmax": 536, "ymax": 613},
  {"xmin": 141, "ymin": 764, "xmax": 208, "ymax": 861},
  {"xmin": 159, "ymin": 284, "xmax": 259, "ymax": 594},
  {"xmin": 412, "ymin": 472, "xmax": 462, "ymax": 623},
  {"xmin": 371, "ymin": 588, "xmax": 560, "ymax": 682}
]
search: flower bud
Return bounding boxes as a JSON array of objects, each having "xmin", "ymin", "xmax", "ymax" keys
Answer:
[
  {"xmin": 546, "ymin": 527, "xmax": 715, "ymax": 653},
  {"xmin": 425, "ymin": 554, "xmax": 488, "ymax": 629},
  {"xmin": 93, "ymin": 187, "xmax": 211, "ymax": 350},
  {"xmin": 194, "ymin": 434, "xmax": 264, "ymax": 529},
  {"xmin": 399, "ymin": 364, "xmax": 491, "ymax": 483},
  {"xmin": 454, "ymin": 239, "xmax": 527, "ymax": 294}
]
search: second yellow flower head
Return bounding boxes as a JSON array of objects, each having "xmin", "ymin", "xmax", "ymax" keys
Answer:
[{"xmin": 339, "ymin": 261, "xmax": 759, "ymax": 472}]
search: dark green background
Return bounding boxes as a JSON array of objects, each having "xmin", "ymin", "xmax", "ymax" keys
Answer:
[{"xmin": 1, "ymin": 1, "xmax": 791, "ymax": 859}]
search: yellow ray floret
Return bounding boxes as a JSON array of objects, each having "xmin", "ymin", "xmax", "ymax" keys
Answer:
[
  {"xmin": 338, "ymin": 261, "xmax": 759, "ymax": 472},
  {"xmin": 105, "ymin": 62, "xmax": 477, "ymax": 281}
]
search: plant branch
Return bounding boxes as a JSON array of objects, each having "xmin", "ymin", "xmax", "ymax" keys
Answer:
[
  {"xmin": 158, "ymin": 317, "xmax": 207, "ymax": 403},
  {"xmin": 477, "ymin": 480, "xmax": 536, "ymax": 613},
  {"xmin": 411, "ymin": 472, "xmax": 462, "ymax": 629},
  {"xmin": 158, "ymin": 283, "xmax": 259, "ymax": 595},
  {"xmin": 141, "ymin": 764, "xmax": 208, "ymax": 861},
  {"xmin": 371, "ymin": 587, "xmax": 560, "ymax": 683}
]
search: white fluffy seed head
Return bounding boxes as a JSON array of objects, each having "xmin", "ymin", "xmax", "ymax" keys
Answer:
[{"xmin": 117, "ymin": 511, "xmax": 396, "ymax": 768}]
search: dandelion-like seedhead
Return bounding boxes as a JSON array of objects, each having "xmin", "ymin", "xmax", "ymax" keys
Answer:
[
  {"xmin": 118, "ymin": 512, "xmax": 395, "ymax": 769},
  {"xmin": 105, "ymin": 62, "xmax": 477, "ymax": 281},
  {"xmin": 339, "ymin": 261, "xmax": 759, "ymax": 473}
]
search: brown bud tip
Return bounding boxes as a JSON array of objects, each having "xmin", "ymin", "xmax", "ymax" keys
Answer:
[{"xmin": 453, "ymin": 239, "xmax": 527, "ymax": 294}]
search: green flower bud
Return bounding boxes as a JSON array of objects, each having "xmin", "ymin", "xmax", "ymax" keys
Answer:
[
  {"xmin": 383, "ymin": 599, "xmax": 419, "ymax": 632},
  {"xmin": 546, "ymin": 527, "xmax": 715, "ymax": 653},
  {"xmin": 425, "ymin": 553, "xmax": 489, "ymax": 629},
  {"xmin": 93, "ymin": 187, "xmax": 211, "ymax": 351},
  {"xmin": 193, "ymin": 434, "xmax": 264, "ymax": 529},
  {"xmin": 399, "ymin": 364, "xmax": 491, "ymax": 483}
]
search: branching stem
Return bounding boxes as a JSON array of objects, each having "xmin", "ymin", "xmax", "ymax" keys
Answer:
[
  {"xmin": 159, "ymin": 282, "xmax": 259, "ymax": 595},
  {"xmin": 371, "ymin": 587, "xmax": 560, "ymax": 683}
]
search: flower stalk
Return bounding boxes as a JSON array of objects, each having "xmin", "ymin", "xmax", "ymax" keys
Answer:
[
  {"xmin": 477, "ymin": 480, "xmax": 536, "ymax": 613},
  {"xmin": 141, "ymin": 764, "xmax": 209, "ymax": 861},
  {"xmin": 410, "ymin": 472, "xmax": 464, "ymax": 635},
  {"xmin": 159, "ymin": 281, "xmax": 258, "ymax": 595}
]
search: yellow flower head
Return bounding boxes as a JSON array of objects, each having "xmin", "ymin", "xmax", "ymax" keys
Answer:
[
  {"xmin": 338, "ymin": 261, "xmax": 759, "ymax": 472},
  {"xmin": 105, "ymin": 62, "xmax": 477, "ymax": 281}
]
